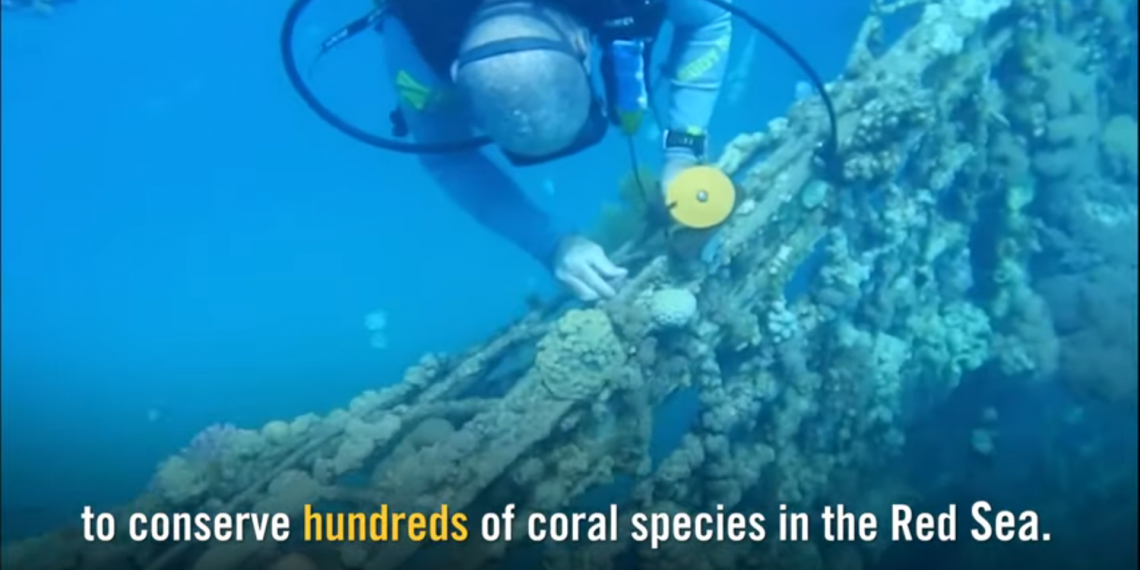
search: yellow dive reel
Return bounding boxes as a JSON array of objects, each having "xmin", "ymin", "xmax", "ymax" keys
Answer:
[{"xmin": 664, "ymin": 166, "xmax": 737, "ymax": 229}]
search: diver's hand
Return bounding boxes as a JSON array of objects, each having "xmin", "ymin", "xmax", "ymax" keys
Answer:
[
  {"xmin": 554, "ymin": 235, "xmax": 628, "ymax": 302},
  {"xmin": 660, "ymin": 148, "xmax": 700, "ymax": 195}
]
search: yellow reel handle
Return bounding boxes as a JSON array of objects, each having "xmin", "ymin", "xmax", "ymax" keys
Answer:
[{"xmin": 664, "ymin": 166, "xmax": 736, "ymax": 229}]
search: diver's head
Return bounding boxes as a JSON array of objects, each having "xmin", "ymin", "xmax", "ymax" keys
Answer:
[{"xmin": 452, "ymin": 1, "xmax": 594, "ymax": 159}]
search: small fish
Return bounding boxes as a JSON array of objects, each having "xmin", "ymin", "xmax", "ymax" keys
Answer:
[
  {"xmin": 524, "ymin": 293, "xmax": 545, "ymax": 312},
  {"xmin": 541, "ymin": 178, "xmax": 557, "ymax": 197},
  {"xmin": 523, "ymin": 276, "xmax": 544, "ymax": 311}
]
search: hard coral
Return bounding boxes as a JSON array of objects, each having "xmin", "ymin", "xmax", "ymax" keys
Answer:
[
  {"xmin": 535, "ymin": 309, "xmax": 625, "ymax": 400},
  {"xmin": 647, "ymin": 288, "xmax": 698, "ymax": 329}
]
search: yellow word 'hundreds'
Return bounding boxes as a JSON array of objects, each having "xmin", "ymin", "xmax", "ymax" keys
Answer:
[{"xmin": 303, "ymin": 504, "xmax": 468, "ymax": 542}]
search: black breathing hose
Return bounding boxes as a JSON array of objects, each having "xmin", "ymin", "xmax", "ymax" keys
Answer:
[
  {"xmin": 280, "ymin": 0, "xmax": 490, "ymax": 153},
  {"xmin": 698, "ymin": 0, "xmax": 840, "ymax": 160},
  {"xmin": 280, "ymin": 0, "xmax": 841, "ymax": 160}
]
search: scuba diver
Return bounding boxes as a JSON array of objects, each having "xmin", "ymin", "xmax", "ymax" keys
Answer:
[
  {"xmin": 289, "ymin": 0, "xmax": 734, "ymax": 302},
  {"xmin": 283, "ymin": 0, "xmax": 840, "ymax": 302},
  {"xmin": 384, "ymin": 0, "xmax": 732, "ymax": 302}
]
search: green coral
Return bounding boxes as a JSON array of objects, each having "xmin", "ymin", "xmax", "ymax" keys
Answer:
[{"xmin": 588, "ymin": 166, "xmax": 658, "ymax": 250}]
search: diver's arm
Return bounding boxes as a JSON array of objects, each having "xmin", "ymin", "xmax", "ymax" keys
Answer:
[
  {"xmin": 661, "ymin": 0, "xmax": 732, "ymax": 182},
  {"xmin": 381, "ymin": 17, "xmax": 567, "ymax": 266},
  {"xmin": 419, "ymin": 151, "xmax": 567, "ymax": 266}
]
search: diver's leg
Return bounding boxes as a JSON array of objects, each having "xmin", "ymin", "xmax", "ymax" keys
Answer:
[{"xmin": 380, "ymin": 18, "xmax": 475, "ymax": 143}]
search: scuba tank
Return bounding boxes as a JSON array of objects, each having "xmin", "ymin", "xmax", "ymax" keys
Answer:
[
  {"xmin": 607, "ymin": 39, "xmax": 650, "ymax": 135},
  {"xmin": 597, "ymin": 0, "xmax": 663, "ymax": 136}
]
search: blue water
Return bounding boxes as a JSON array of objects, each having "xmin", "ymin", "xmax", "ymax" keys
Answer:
[{"xmin": 0, "ymin": 0, "xmax": 866, "ymax": 541}]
